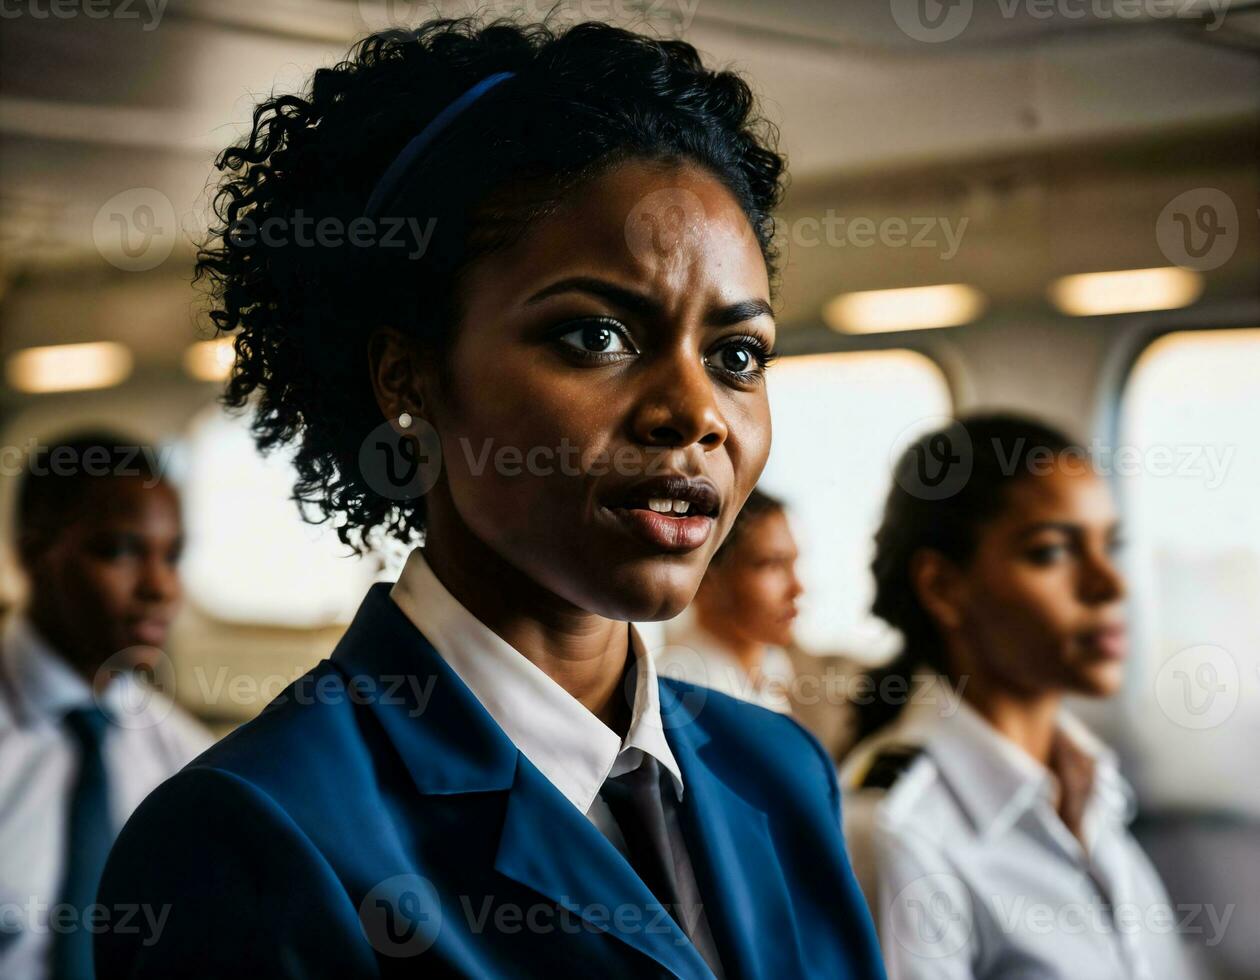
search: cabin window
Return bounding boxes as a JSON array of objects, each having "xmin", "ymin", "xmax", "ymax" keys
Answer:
[
  {"xmin": 758, "ymin": 349, "xmax": 953, "ymax": 662},
  {"xmin": 180, "ymin": 404, "xmax": 383, "ymax": 628},
  {"xmin": 1117, "ymin": 327, "xmax": 1260, "ymax": 811}
]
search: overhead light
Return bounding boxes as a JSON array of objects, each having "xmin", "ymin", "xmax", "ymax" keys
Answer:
[
  {"xmin": 1048, "ymin": 267, "xmax": 1203, "ymax": 316},
  {"xmin": 5, "ymin": 341, "xmax": 132, "ymax": 394},
  {"xmin": 823, "ymin": 284, "xmax": 985, "ymax": 334},
  {"xmin": 184, "ymin": 337, "xmax": 236, "ymax": 382}
]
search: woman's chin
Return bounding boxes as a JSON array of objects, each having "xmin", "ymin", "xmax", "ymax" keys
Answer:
[
  {"xmin": 581, "ymin": 568, "xmax": 701, "ymax": 624},
  {"xmin": 608, "ymin": 591, "xmax": 694, "ymax": 624},
  {"xmin": 1072, "ymin": 661, "xmax": 1126, "ymax": 699}
]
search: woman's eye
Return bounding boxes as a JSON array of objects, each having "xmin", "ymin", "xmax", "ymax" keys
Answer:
[
  {"xmin": 717, "ymin": 345, "xmax": 753, "ymax": 373},
  {"xmin": 707, "ymin": 338, "xmax": 774, "ymax": 378},
  {"xmin": 556, "ymin": 319, "xmax": 633, "ymax": 356},
  {"xmin": 1027, "ymin": 543, "xmax": 1069, "ymax": 565}
]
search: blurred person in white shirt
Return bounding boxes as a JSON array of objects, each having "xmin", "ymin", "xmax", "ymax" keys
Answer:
[
  {"xmin": 0, "ymin": 432, "xmax": 212, "ymax": 980},
  {"xmin": 659, "ymin": 488, "xmax": 857, "ymax": 758},
  {"xmin": 659, "ymin": 488, "xmax": 802, "ymax": 714},
  {"xmin": 840, "ymin": 414, "xmax": 1199, "ymax": 980}
]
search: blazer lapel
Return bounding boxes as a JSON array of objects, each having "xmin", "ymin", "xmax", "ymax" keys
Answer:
[
  {"xmin": 661, "ymin": 681, "xmax": 804, "ymax": 979},
  {"xmin": 328, "ymin": 584, "xmax": 518, "ymax": 796},
  {"xmin": 494, "ymin": 754, "xmax": 716, "ymax": 979},
  {"xmin": 329, "ymin": 585, "xmax": 713, "ymax": 979}
]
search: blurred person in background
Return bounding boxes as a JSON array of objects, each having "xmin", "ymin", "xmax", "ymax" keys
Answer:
[
  {"xmin": 659, "ymin": 487, "xmax": 858, "ymax": 759},
  {"xmin": 838, "ymin": 414, "xmax": 1196, "ymax": 979},
  {"xmin": 94, "ymin": 19, "xmax": 883, "ymax": 979},
  {"xmin": 0, "ymin": 432, "xmax": 212, "ymax": 980}
]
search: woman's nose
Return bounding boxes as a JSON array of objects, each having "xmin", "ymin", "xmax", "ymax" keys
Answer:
[
  {"xmin": 1082, "ymin": 549, "xmax": 1126, "ymax": 604},
  {"xmin": 629, "ymin": 351, "xmax": 728, "ymax": 450}
]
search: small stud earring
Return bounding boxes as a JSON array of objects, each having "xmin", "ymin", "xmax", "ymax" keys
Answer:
[{"xmin": 398, "ymin": 412, "xmax": 413, "ymax": 428}]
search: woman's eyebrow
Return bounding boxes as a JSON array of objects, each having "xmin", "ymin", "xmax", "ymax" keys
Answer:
[
  {"xmin": 525, "ymin": 276, "xmax": 773, "ymax": 326},
  {"xmin": 1018, "ymin": 521, "xmax": 1080, "ymax": 539},
  {"xmin": 709, "ymin": 298, "xmax": 774, "ymax": 327}
]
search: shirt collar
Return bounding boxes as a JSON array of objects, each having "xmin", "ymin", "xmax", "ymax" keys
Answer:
[
  {"xmin": 389, "ymin": 547, "xmax": 684, "ymax": 815},
  {"xmin": 1057, "ymin": 707, "xmax": 1136, "ymax": 825},
  {"xmin": 927, "ymin": 694, "xmax": 1131, "ymax": 838},
  {"xmin": 1, "ymin": 614, "xmax": 96, "ymax": 725}
]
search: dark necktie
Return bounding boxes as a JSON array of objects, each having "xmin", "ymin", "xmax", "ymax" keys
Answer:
[
  {"xmin": 598, "ymin": 756, "xmax": 686, "ymax": 921},
  {"xmin": 51, "ymin": 704, "xmax": 114, "ymax": 980}
]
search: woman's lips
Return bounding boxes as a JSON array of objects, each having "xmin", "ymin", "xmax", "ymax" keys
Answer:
[
  {"xmin": 604, "ymin": 505, "xmax": 715, "ymax": 553},
  {"xmin": 1081, "ymin": 624, "xmax": 1127, "ymax": 660},
  {"xmin": 128, "ymin": 617, "xmax": 171, "ymax": 647}
]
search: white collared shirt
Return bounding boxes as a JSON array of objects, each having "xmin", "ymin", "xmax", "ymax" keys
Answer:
[
  {"xmin": 657, "ymin": 619, "xmax": 796, "ymax": 715},
  {"xmin": 840, "ymin": 693, "xmax": 1199, "ymax": 980},
  {"xmin": 0, "ymin": 616, "xmax": 213, "ymax": 980},
  {"xmin": 388, "ymin": 547, "xmax": 684, "ymax": 822}
]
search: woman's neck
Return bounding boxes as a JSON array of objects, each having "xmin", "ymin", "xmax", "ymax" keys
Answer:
[
  {"xmin": 420, "ymin": 519, "xmax": 632, "ymax": 733},
  {"xmin": 960, "ymin": 678, "xmax": 1096, "ymax": 841},
  {"xmin": 956, "ymin": 672, "xmax": 1062, "ymax": 766},
  {"xmin": 945, "ymin": 644, "xmax": 1096, "ymax": 840}
]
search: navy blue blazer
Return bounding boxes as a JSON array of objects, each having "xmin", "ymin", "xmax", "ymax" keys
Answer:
[{"xmin": 96, "ymin": 584, "xmax": 885, "ymax": 978}]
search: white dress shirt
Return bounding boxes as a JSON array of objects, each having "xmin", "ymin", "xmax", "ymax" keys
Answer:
[
  {"xmin": 657, "ymin": 620, "xmax": 796, "ymax": 715},
  {"xmin": 0, "ymin": 616, "xmax": 213, "ymax": 980},
  {"xmin": 389, "ymin": 547, "xmax": 725, "ymax": 974},
  {"xmin": 840, "ymin": 693, "xmax": 1197, "ymax": 980},
  {"xmin": 390, "ymin": 547, "xmax": 684, "ymax": 815}
]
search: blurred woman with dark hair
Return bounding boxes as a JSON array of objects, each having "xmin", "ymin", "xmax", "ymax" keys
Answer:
[
  {"xmin": 659, "ymin": 488, "xmax": 859, "ymax": 759},
  {"xmin": 659, "ymin": 488, "xmax": 803, "ymax": 713},
  {"xmin": 839, "ymin": 413, "xmax": 1194, "ymax": 979}
]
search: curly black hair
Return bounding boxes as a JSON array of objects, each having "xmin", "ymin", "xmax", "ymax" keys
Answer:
[{"xmin": 196, "ymin": 17, "xmax": 786, "ymax": 553}]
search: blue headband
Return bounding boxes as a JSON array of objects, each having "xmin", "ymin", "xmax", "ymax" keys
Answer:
[{"xmin": 363, "ymin": 70, "xmax": 516, "ymax": 218}]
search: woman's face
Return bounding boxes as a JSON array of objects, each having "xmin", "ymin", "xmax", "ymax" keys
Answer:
[
  {"xmin": 420, "ymin": 160, "xmax": 775, "ymax": 622},
  {"xmin": 696, "ymin": 509, "xmax": 803, "ymax": 649},
  {"xmin": 947, "ymin": 464, "xmax": 1128, "ymax": 698}
]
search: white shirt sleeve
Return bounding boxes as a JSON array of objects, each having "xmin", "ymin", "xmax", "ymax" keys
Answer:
[{"xmin": 869, "ymin": 822, "xmax": 979, "ymax": 980}]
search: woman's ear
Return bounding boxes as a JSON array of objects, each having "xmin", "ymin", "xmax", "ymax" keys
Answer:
[
  {"xmin": 368, "ymin": 327, "xmax": 430, "ymax": 433},
  {"xmin": 909, "ymin": 548, "xmax": 966, "ymax": 634}
]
